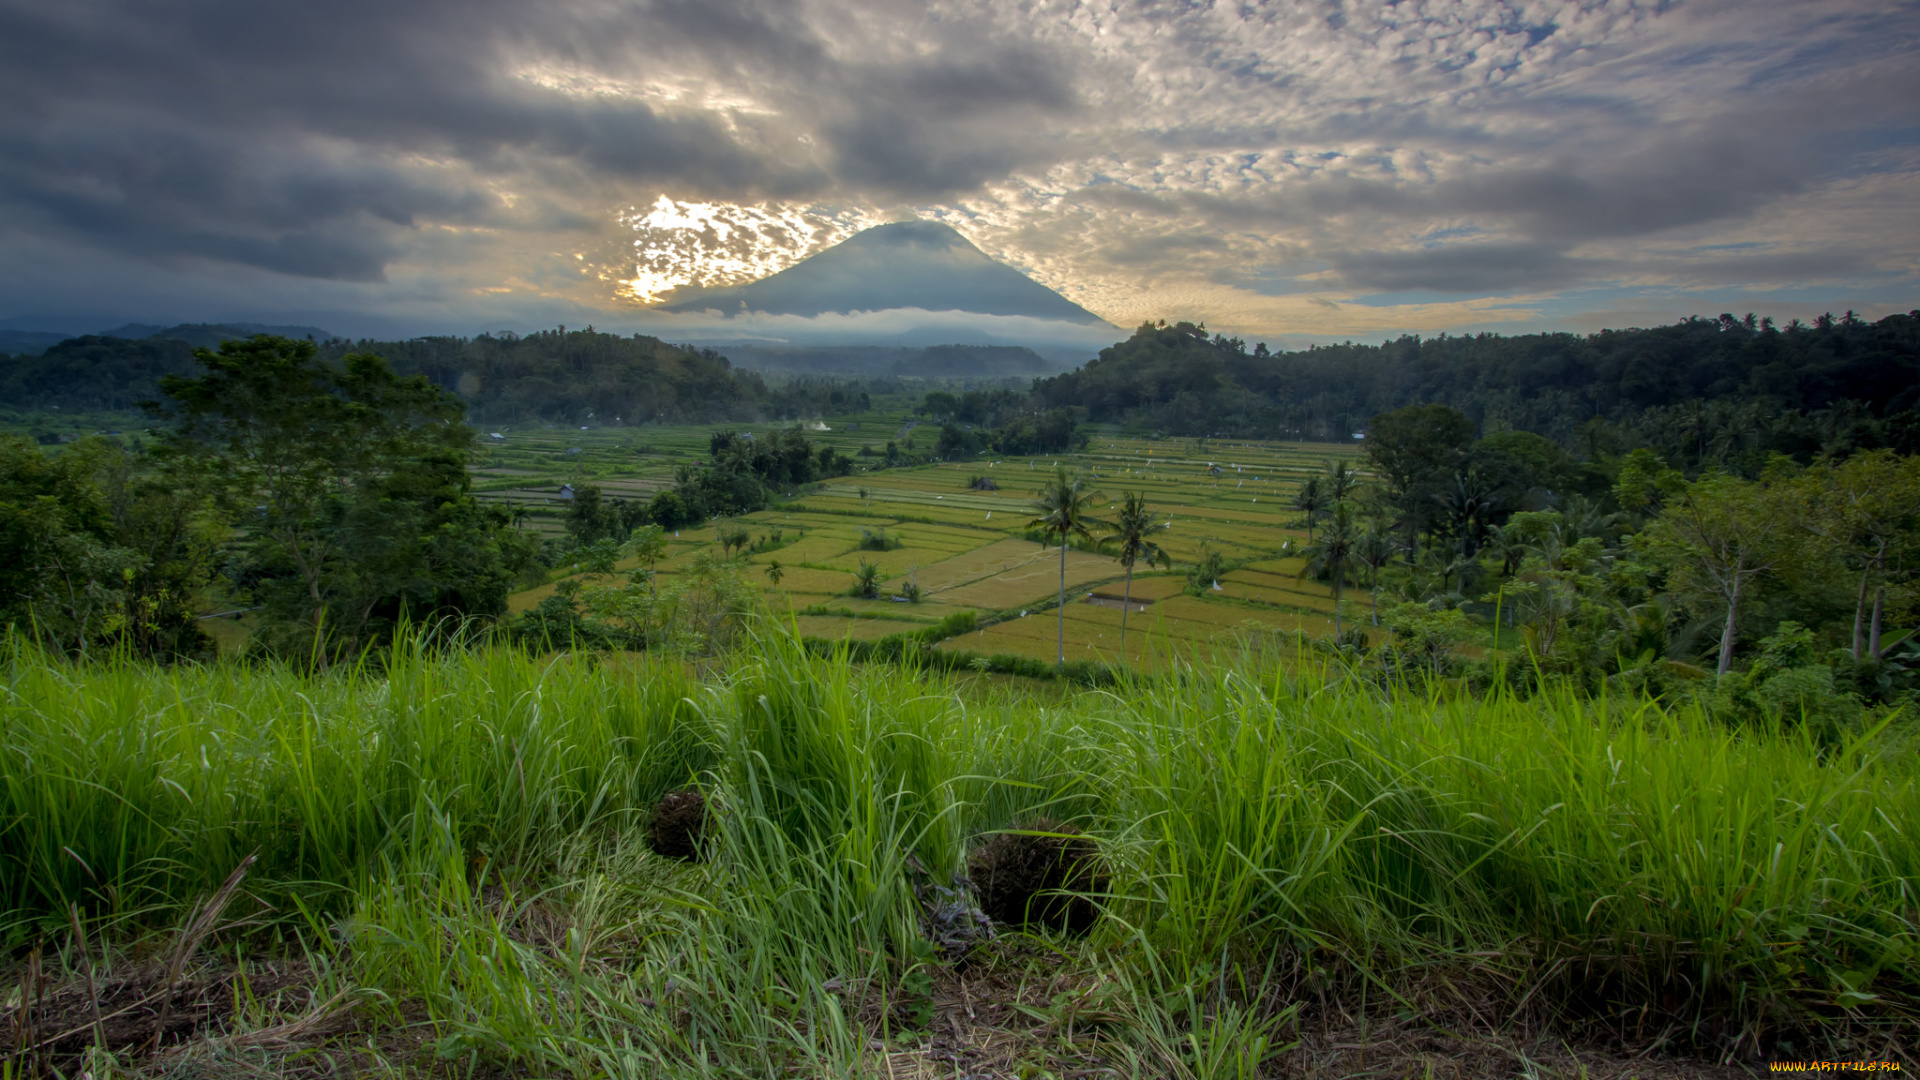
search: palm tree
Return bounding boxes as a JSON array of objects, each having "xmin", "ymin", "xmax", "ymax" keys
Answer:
[
  {"xmin": 1029, "ymin": 467, "xmax": 1105, "ymax": 666},
  {"xmin": 1292, "ymin": 475, "xmax": 1327, "ymax": 542},
  {"xmin": 1324, "ymin": 458, "xmax": 1359, "ymax": 502},
  {"xmin": 851, "ymin": 559, "xmax": 881, "ymax": 599},
  {"xmin": 1355, "ymin": 524, "xmax": 1398, "ymax": 625},
  {"xmin": 1297, "ymin": 500, "xmax": 1358, "ymax": 637},
  {"xmin": 1102, "ymin": 492, "xmax": 1171, "ymax": 653},
  {"xmin": 1484, "ymin": 522, "xmax": 1530, "ymax": 578},
  {"xmin": 764, "ymin": 560, "xmax": 784, "ymax": 587}
]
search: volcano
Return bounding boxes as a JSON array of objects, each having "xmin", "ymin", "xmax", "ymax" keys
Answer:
[{"xmin": 658, "ymin": 220, "xmax": 1112, "ymax": 326}]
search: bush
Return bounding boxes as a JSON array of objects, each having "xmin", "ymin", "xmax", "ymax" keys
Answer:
[{"xmin": 647, "ymin": 489, "xmax": 695, "ymax": 530}]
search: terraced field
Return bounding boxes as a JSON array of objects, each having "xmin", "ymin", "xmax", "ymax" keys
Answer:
[{"xmin": 504, "ymin": 408, "xmax": 1373, "ymax": 670}]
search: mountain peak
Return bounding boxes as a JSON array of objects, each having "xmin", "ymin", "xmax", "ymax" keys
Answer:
[{"xmin": 659, "ymin": 220, "xmax": 1110, "ymax": 325}]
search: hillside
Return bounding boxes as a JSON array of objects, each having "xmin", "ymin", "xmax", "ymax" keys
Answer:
[{"xmin": 1036, "ymin": 313, "xmax": 1920, "ymax": 444}]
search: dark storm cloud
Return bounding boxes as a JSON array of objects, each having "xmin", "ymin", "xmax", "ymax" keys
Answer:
[
  {"xmin": 0, "ymin": 0, "xmax": 1083, "ymax": 281},
  {"xmin": 1332, "ymin": 243, "xmax": 1605, "ymax": 294}
]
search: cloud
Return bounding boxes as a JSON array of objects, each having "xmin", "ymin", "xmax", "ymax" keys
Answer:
[
  {"xmin": 1332, "ymin": 243, "xmax": 1606, "ymax": 294},
  {"xmin": 0, "ymin": 0, "xmax": 1915, "ymax": 340}
]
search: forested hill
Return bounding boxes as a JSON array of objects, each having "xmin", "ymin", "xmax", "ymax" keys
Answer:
[
  {"xmin": 1037, "ymin": 312, "xmax": 1920, "ymax": 446},
  {"xmin": 316, "ymin": 329, "xmax": 775, "ymax": 424},
  {"xmin": 0, "ymin": 328, "xmax": 862, "ymax": 423}
]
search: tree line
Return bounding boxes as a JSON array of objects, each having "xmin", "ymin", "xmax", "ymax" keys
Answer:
[
  {"xmin": 1033, "ymin": 313, "xmax": 1920, "ymax": 456},
  {"xmin": 1, "ymin": 327, "xmax": 871, "ymax": 425}
]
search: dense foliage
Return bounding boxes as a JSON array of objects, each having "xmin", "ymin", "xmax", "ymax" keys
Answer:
[
  {"xmin": 1, "ymin": 337, "xmax": 538, "ymax": 661},
  {"xmin": 0, "ymin": 433, "xmax": 221, "ymax": 659}
]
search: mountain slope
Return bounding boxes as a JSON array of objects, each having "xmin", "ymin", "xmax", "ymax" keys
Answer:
[{"xmin": 660, "ymin": 220, "xmax": 1111, "ymax": 325}]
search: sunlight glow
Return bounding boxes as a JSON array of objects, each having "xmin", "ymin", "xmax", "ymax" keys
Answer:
[{"xmin": 617, "ymin": 196, "xmax": 880, "ymax": 304}]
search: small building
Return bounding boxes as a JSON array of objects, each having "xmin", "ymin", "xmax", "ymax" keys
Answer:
[{"xmin": 557, "ymin": 484, "xmax": 576, "ymax": 501}]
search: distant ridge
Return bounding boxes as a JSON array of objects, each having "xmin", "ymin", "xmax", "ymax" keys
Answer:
[
  {"xmin": 660, "ymin": 220, "xmax": 1112, "ymax": 326},
  {"xmin": 101, "ymin": 322, "xmax": 336, "ymax": 348},
  {"xmin": 1, "ymin": 320, "xmax": 335, "ymax": 356}
]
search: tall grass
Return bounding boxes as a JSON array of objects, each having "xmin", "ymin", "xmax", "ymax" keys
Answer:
[{"xmin": 1, "ymin": 627, "xmax": 1913, "ymax": 1074}]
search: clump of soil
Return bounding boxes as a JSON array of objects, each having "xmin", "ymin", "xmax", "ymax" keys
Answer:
[
  {"xmin": 966, "ymin": 818, "xmax": 1106, "ymax": 935},
  {"xmin": 647, "ymin": 788, "xmax": 709, "ymax": 861}
]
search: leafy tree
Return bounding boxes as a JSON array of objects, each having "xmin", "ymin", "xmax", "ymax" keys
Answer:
[
  {"xmin": 1640, "ymin": 472, "xmax": 1801, "ymax": 675},
  {"xmin": 1382, "ymin": 602, "xmax": 1471, "ymax": 679},
  {"xmin": 1467, "ymin": 430, "xmax": 1580, "ymax": 514},
  {"xmin": 1, "ymin": 436, "xmax": 226, "ymax": 661},
  {"xmin": 629, "ymin": 524, "xmax": 668, "ymax": 598},
  {"xmin": 647, "ymin": 489, "xmax": 695, "ymax": 530},
  {"xmin": 717, "ymin": 523, "xmax": 752, "ymax": 558},
  {"xmin": 1, "ymin": 436, "xmax": 141, "ymax": 655},
  {"xmin": 564, "ymin": 485, "xmax": 626, "ymax": 547},
  {"xmin": 1613, "ymin": 449, "xmax": 1685, "ymax": 517},
  {"xmin": 1028, "ymin": 467, "xmax": 1105, "ymax": 666},
  {"xmin": 1364, "ymin": 404, "xmax": 1474, "ymax": 555},
  {"xmin": 155, "ymin": 335, "xmax": 522, "ymax": 663},
  {"xmin": 1101, "ymin": 492, "xmax": 1171, "ymax": 651},
  {"xmin": 1803, "ymin": 451, "xmax": 1920, "ymax": 659}
]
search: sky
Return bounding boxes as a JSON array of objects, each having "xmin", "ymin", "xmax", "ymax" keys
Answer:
[{"xmin": 2, "ymin": 0, "xmax": 1917, "ymax": 348}]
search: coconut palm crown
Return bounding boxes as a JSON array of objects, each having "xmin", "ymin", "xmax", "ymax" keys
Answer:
[
  {"xmin": 1102, "ymin": 491, "xmax": 1171, "ymax": 652},
  {"xmin": 1298, "ymin": 499, "xmax": 1360, "ymax": 638},
  {"xmin": 1029, "ymin": 467, "xmax": 1106, "ymax": 666}
]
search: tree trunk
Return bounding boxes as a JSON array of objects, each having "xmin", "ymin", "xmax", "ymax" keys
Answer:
[
  {"xmin": 1869, "ymin": 585, "xmax": 1885, "ymax": 659},
  {"xmin": 1057, "ymin": 539, "xmax": 1067, "ymax": 666},
  {"xmin": 1332, "ymin": 559, "xmax": 1343, "ymax": 639},
  {"xmin": 1852, "ymin": 562, "xmax": 1870, "ymax": 661},
  {"xmin": 1716, "ymin": 574, "xmax": 1742, "ymax": 677},
  {"xmin": 1120, "ymin": 562, "xmax": 1134, "ymax": 653}
]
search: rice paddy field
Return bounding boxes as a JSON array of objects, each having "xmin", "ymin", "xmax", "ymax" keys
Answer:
[
  {"xmin": 500, "ymin": 406, "xmax": 1373, "ymax": 672},
  {"xmin": 1, "ymin": 631, "xmax": 1914, "ymax": 1078}
]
